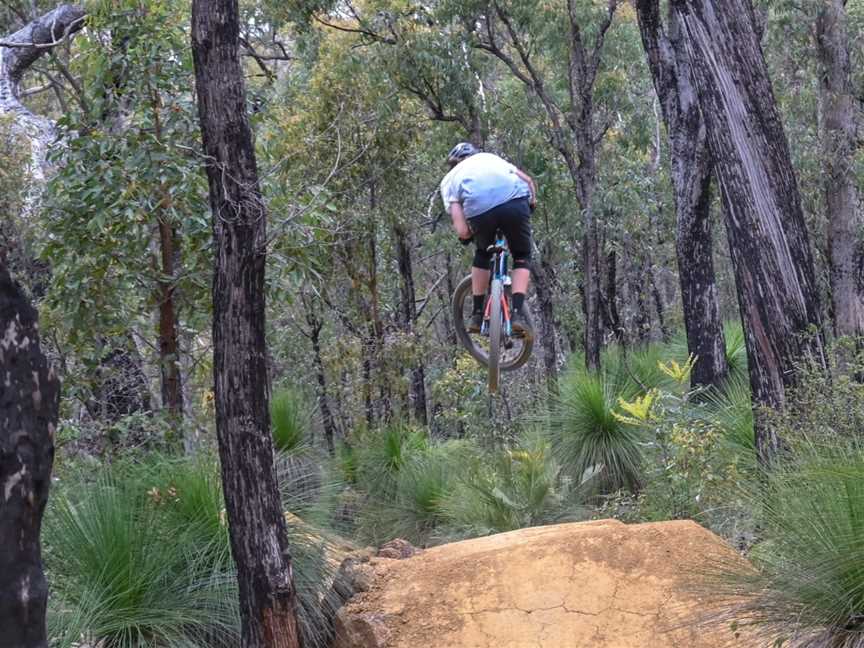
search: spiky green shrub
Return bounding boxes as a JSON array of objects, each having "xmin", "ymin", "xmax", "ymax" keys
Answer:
[
  {"xmin": 45, "ymin": 472, "xmax": 238, "ymax": 648},
  {"xmin": 46, "ymin": 456, "xmax": 349, "ymax": 648},
  {"xmin": 546, "ymin": 364, "xmax": 645, "ymax": 493},
  {"xmin": 356, "ymin": 440, "xmax": 474, "ymax": 545},
  {"xmin": 723, "ymin": 320, "xmax": 748, "ymax": 384},
  {"xmin": 702, "ymin": 374, "xmax": 756, "ymax": 457},
  {"xmin": 707, "ymin": 443, "xmax": 864, "ymax": 648},
  {"xmin": 270, "ymin": 386, "xmax": 313, "ymax": 455},
  {"xmin": 443, "ymin": 434, "xmax": 586, "ymax": 537},
  {"xmin": 354, "ymin": 422, "xmax": 428, "ymax": 498}
]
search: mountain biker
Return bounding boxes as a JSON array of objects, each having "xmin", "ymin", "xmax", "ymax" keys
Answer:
[{"xmin": 440, "ymin": 142, "xmax": 537, "ymax": 334}]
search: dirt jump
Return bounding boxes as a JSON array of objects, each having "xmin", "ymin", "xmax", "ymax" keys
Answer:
[{"xmin": 334, "ymin": 519, "xmax": 750, "ymax": 648}]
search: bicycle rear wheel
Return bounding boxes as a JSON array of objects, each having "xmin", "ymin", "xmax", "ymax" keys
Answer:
[{"xmin": 488, "ymin": 278, "xmax": 503, "ymax": 393}]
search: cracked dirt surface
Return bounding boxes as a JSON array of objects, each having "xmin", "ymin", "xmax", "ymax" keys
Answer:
[{"xmin": 334, "ymin": 519, "xmax": 751, "ymax": 647}]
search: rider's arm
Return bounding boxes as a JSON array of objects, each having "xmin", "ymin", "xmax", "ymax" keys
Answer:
[
  {"xmin": 515, "ymin": 168, "xmax": 537, "ymax": 208},
  {"xmin": 449, "ymin": 202, "xmax": 471, "ymax": 240}
]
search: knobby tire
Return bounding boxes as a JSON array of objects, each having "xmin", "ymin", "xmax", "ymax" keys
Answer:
[
  {"xmin": 488, "ymin": 279, "xmax": 502, "ymax": 393},
  {"xmin": 452, "ymin": 275, "xmax": 534, "ymax": 372}
]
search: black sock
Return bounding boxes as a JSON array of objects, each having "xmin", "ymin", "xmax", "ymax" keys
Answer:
[
  {"xmin": 512, "ymin": 292, "xmax": 525, "ymax": 312},
  {"xmin": 473, "ymin": 295, "xmax": 485, "ymax": 313}
]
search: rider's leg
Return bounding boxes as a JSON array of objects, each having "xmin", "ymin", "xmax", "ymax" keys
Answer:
[
  {"xmin": 468, "ymin": 211, "xmax": 495, "ymax": 331},
  {"xmin": 501, "ymin": 198, "xmax": 533, "ymax": 331},
  {"xmin": 472, "ymin": 267, "xmax": 491, "ymax": 297},
  {"xmin": 511, "ymin": 268, "xmax": 530, "ymax": 294}
]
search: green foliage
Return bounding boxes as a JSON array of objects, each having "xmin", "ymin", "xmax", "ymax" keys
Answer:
[
  {"xmin": 45, "ymin": 470, "xmax": 238, "ymax": 648},
  {"xmin": 443, "ymin": 434, "xmax": 586, "ymax": 537},
  {"xmin": 38, "ymin": 0, "xmax": 211, "ymax": 402},
  {"xmin": 357, "ymin": 440, "xmax": 472, "ymax": 545},
  {"xmin": 707, "ymin": 442, "xmax": 864, "ymax": 647},
  {"xmin": 271, "ymin": 386, "xmax": 313, "ymax": 454},
  {"xmin": 355, "ymin": 422, "xmax": 428, "ymax": 498},
  {"xmin": 46, "ymin": 455, "xmax": 348, "ymax": 648},
  {"xmin": 702, "ymin": 375, "xmax": 756, "ymax": 457},
  {"xmin": 723, "ymin": 321, "xmax": 749, "ymax": 384},
  {"xmin": 545, "ymin": 363, "xmax": 646, "ymax": 493}
]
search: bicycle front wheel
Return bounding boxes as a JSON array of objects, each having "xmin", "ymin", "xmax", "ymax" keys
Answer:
[
  {"xmin": 452, "ymin": 275, "xmax": 533, "ymax": 372},
  {"xmin": 488, "ymin": 278, "xmax": 503, "ymax": 393}
]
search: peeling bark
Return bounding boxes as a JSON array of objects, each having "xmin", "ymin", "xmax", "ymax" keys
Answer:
[
  {"xmin": 0, "ymin": 263, "xmax": 60, "ymax": 648},
  {"xmin": 673, "ymin": 0, "xmax": 826, "ymax": 464},
  {"xmin": 191, "ymin": 0, "xmax": 302, "ymax": 646},
  {"xmin": 636, "ymin": 0, "xmax": 728, "ymax": 389}
]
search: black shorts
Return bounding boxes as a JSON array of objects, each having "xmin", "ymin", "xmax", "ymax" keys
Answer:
[{"xmin": 468, "ymin": 197, "xmax": 532, "ymax": 269}]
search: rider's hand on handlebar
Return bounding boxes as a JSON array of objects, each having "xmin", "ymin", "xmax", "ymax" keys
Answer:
[{"xmin": 459, "ymin": 235, "xmax": 474, "ymax": 246}]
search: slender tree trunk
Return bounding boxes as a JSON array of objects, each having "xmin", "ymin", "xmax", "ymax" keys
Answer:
[
  {"xmin": 305, "ymin": 305, "xmax": 336, "ymax": 454},
  {"xmin": 156, "ymin": 219, "xmax": 183, "ymax": 416},
  {"xmin": 674, "ymin": 0, "xmax": 826, "ymax": 464},
  {"xmin": 600, "ymin": 248, "xmax": 624, "ymax": 345},
  {"xmin": 531, "ymin": 241, "xmax": 560, "ymax": 393},
  {"xmin": 571, "ymin": 149, "xmax": 603, "ymax": 371},
  {"xmin": 636, "ymin": 0, "xmax": 728, "ymax": 389},
  {"xmin": 442, "ymin": 251, "xmax": 458, "ymax": 350},
  {"xmin": 393, "ymin": 224, "xmax": 428, "ymax": 425},
  {"xmin": 632, "ymin": 255, "xmax": 652, "ymax": 344},
  {"xmin": 817, "ymin": 0, "xmax": 863, "ymax": 344},
  {"xmin": 190, "ymin": 1, "xmax": 302, "ymax": 646},
  {"xmin": 0, "ymin": 263, "xmax": 60, "ymax": 648},
  {"xmin": 151, "ymin": 89, "xmax": 184, "ymax": 417},
  {"xmin": 649, "ymin": 261, "xmax": 671, "ymax": 342}
]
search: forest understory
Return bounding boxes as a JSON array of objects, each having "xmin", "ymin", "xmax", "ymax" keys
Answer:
[{"xmin": 1, "ymin": 1, "xmax": 863, "ymax": 647}]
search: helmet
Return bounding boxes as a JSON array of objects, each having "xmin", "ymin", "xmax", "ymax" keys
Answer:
[{"xmin": 446, "ymin": 142, "xmax": 479, "ymax": 167}]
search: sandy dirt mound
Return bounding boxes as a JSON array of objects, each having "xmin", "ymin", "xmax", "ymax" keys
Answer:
[{"xmin": 334, "ymin": 519, "xmax": 749, "ymax": 648}]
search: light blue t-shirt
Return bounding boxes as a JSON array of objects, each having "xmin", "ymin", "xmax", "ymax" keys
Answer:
[{"xmin": 440, "ymin": 152, "xmax": 530, "ymax": 219}]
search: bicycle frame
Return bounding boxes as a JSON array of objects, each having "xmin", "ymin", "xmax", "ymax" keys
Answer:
[{"xmin": 481, "ymin": 234, "xmax": 512, "ymax": 337}]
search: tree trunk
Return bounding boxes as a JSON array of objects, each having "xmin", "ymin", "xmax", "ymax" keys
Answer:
[
  {"xmin": 600, "ymin": 248, "xmax": 624, "ymax": 345},
  {"xmin": 649, "ymin": 261, "xmax": 671, "ymax": 342},
  {"xmin": 306, "ymin": 306, "xmax": 336, "ymax": 455},
  {"xmin": 0, "ymin": 263, "xmax": 60, "ymax": 648},
  {"xmin": 157, "ymin": 219, "xmax": 183, "ymax": 417},
  {"xmin": 0, "ymin": 4, "xmax": 85, "ymax": 186},
  {"xmin": 531, "ymin": 241, "xmax": 560, "ymax": 393},
  {"xmin": 190, "ymin": 1, "xmax": 303, "ymax": 647},
  {"xmin": 636, "ymin": 0, "xmax": 728, "ymax": 389},
  {"xmin": 566, "ymin": 148, "xmax": 602, "ymax": 370},
  {"xmin": 151, "ymin": 89, "xmax": 184, "ymax": 418},
  {"xmin": 817, "ymin": 0, "xmax": 863, "ymax": 344},
  {"xmin": 631, "ymin": 254, "xmax": 652, "ymax": 344},
  {"xmin": 673, "ymin": 0, "xmax": 826, "ymax": 464},
  {"xmin": 393, "ymin": 224, "xmax": 428, "ymax": 425}
]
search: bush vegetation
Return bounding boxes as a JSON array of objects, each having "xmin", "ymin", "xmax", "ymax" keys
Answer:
[{"xmin": 44, "ymin": 337, "xmax": 864, "ymax": 648}]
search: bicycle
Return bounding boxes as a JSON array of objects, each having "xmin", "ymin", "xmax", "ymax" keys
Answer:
[{"xmin": 452, "ymin": 230, "xmax": 534, "ymax": 393}]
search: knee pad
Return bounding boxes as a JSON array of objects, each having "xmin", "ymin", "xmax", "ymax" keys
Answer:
[
  {"xmin": 473, "ymin": 248, "xmax": 492, "ymax": 269},
  {"xmin": 513, "ymin": 257, "xmax": 532, "ymax": 270}
]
